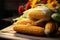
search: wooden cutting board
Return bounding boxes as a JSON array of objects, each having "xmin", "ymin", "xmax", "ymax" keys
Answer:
[{"xmin": 0, "ymin": 25, "xmax": 60, "ymax": 40}]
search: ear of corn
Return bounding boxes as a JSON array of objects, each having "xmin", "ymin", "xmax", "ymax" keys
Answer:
[
  {"xmin": 13, "ymin": 24, "xmax": 44, "ymax": 36},
  {"xmin": 28, "ymin": 9, "xmax": 50, "ymax": 21},
  {"xmin": 44, "ymin": 22, "xmax": 55, "ymax": 35},
  {"xmin": 57, "ymin": 27, "xmax": 60, "ymax": 34}
]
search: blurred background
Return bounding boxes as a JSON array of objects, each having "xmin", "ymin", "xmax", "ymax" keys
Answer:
[
  {"xmin": 0, "ymin": 0, "xmax": 28, "ymax": 19},
  {"xmin": 0, "ymin": 0, "xmax": 28, "ymax": 30},
  {"xmin": 0, "ymin": 0, "xmax": 60, "ymax": 30}
]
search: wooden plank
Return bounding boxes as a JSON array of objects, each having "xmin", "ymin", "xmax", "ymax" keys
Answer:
[
  {"xmin": 0, "ymin": 25, "xmax": 31, "ymax": 40},
  {"xmin": 0, "ymin": 25, "xmax": 60, "ymax": 40}
]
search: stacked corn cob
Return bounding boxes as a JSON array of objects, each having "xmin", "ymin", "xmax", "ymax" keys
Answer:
[{"xmin": 13, "ymin": 0, "xmax": 60, "ymax": 37}]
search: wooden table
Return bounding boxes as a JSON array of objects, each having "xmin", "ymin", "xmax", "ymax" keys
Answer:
[{"xmin": 0, "ymin": 25, "xmax": 60, "ymax": 40}]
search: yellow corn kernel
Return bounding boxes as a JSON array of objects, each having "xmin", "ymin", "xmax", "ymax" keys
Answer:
[
  {"xmin": 57, "ymin": 27, "xmax": 60, "ymax": 34},
  {"xmin": 13, "ymin": 24, "xmax": 44, "ymax": 36},
  {"xmin": 44, "ymin": 22, "xmax": 55, "ymax": 35}
]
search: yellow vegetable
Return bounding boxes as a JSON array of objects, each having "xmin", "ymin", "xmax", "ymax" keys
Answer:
[
  {"xmin": 57, "ymin": 27, "xmax": 60, "ymax": 34},
  {"xmin": 58, "ymin": 27, "xmax": 60, "ymax": 32},
  {"xmin": 13, "ymin": 24, "xmax": 44, "ymax": 36},
  {"xmin": 14, "ymin": 19, "xmax": 32, "ymax": 25},
  {"xmin": 28, "ymin": 7, "xmax": 51, "ymax": 21},
  {"xmin": 44, "ymin": 22, "xmax": 55, "ymax": 35}
]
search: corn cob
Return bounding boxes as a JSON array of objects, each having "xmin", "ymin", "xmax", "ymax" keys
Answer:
[
  {"xmin": 58, "ymin": 27, "xmax": 60, "ymax": 32},
  {"xmin": 13, "ymin": 24, "xmax": 44, "ymax": 36},
  {"xmin": 57, "ymin": 27, "xmax": 60, "ymax": 34},
  {"xmin": 28, "ymin": 10, "xmax": 50, "ymax": 21},
  {"xmin": 44, "ymin": 22, "xmax": 55, "ymax": 35}
]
